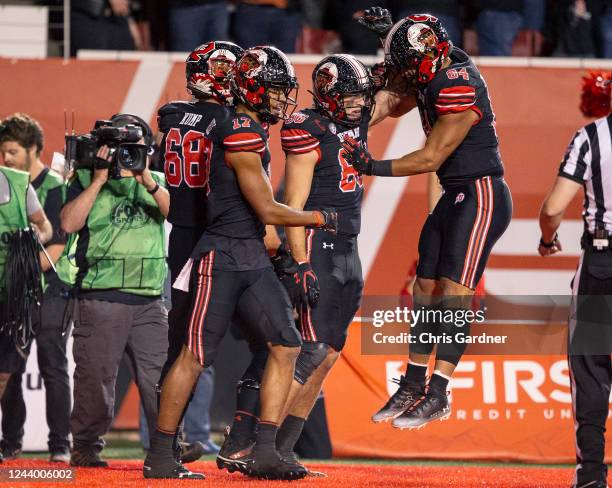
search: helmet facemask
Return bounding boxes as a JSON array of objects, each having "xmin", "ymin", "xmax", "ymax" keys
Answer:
[{"xmin": 264, "ymin": 83, "xmax": 298, "ymax": 123}]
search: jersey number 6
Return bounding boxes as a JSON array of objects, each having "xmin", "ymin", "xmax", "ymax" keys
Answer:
[
  {"xmin": 338, "ymin": 147, "xmax": 364, "ymax": 193},
  {"xmin": 164, "ymin": 128, "xmax": 212, "ymax": 189}
]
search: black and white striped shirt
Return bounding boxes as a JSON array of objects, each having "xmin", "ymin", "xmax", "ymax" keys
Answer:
[{"xmin": 559, "ymin": 113, "xmax": 612, "ymax": 234}]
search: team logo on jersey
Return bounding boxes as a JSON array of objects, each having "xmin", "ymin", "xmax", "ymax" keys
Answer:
[
  {"xmin": 286, "ymin": 112, "xmax": 308, "ymax": 124},
  {"xmin": 329, "ymin": 122, "xmax": 337, "ymax": 134},
  {"xmin": 315, "ymin": 62, "xmax": 339, "ymax": 94},
  {"xmin": 111, "ymin": 201, "xmax": 151, "ymax": 229},
  {"xmin": 406, "ymin": 23, "xmax": 438, "ymax": 53},
  {"xmin": 322, "ymin": 242, "xmax": 334, "ymax": 250},
  {"xmin": 455, "ymin": 192, "xmax": 465, "ymax": 205}
]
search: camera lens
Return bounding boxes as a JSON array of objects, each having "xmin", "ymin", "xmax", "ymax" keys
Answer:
[
  {"xmin": 115, "ymin": 143, "xmax": 147, "ymax": 172},
  {"xmin": 117, "ymin": 146, "xmax": 138, "ymax": 169}
]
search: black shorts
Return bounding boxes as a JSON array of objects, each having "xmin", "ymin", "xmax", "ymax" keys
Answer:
[
  {"xmin": 417, "ymin": 176, "xmax": 512, "ymax": 289},
  {"xmin": 301, "ymin": 229, "xmax": 363, "ymax": 351},
  {"xmin": 185, "ymin": 251, "xmax": 301, "ymax": 367}
]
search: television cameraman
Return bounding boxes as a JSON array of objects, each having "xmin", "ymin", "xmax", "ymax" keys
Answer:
[{"xmin": 60, "ymin": 114, "xmax": 170, "ymax": 467}]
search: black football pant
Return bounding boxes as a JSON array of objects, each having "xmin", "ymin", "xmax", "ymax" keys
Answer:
[
  {"xmin": 569, "ymin": 246, "xmax": 612, "ymax": 487},
  {"xmin": 160, "ymin": 225, "xmax": 204, "ymax": 385}
]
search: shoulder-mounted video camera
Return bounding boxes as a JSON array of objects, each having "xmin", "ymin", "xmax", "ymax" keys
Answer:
[{"xmin": 64, "ymin": 114, "xmax": 153, "ymax": 178}]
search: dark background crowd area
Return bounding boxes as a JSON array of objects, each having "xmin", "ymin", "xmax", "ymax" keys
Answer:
[{"xmin": 10, "ymin": 0, "xmax": 612, "ymax": 59}]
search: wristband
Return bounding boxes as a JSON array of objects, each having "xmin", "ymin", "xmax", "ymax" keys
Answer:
[
  {"xmin": 147, "ymin": 182, "xmax": 160, "ymax": 195},
  {"xmin": 539, "ymin": 233, "xmax": 558, "ymax": 248},
  {"xmin": 312, "ymin": 210, "xmax": 324, "ymax": 227},
  {"xmin": 371, "ymin": 159, "xmax": 393, "ymax": 176}
]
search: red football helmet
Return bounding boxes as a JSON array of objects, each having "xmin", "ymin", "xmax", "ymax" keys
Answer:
[{"xmin": 185, "ymin": 41, "xmax": 244, "ymax": 104}]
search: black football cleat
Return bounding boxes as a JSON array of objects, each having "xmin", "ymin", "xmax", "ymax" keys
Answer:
[
  {"xmin": 246, "ymin": 446, "xmax": 307, "ymax": 481},
  {"xmin": 144, "ymin": 443, "xmax": 205, "ymax": 480},
  {"xmin": 281, "ymin": 450, "xmax": 327, "ymax": 478},
  {"xmin": 392, "ymin": 387, "xmax": 451, "ymax": 430},
  {"xmin": 179, "ymin": 440, "xmax": 205, "ymax": 464},
  {"xmin": 372, "ymin": 376, "xmax": 425, "ymax": 423},
  {"xmin": 143, "ymin": 456, "xmax": 205, "ymax": 479},
  {"xmin": 216, "ymin": 426, "xmax": 255, "ymax": 474}
]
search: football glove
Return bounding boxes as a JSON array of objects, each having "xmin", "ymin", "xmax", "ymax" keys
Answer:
[
  {"xmin": 295, "ymin": 262, "xmax": 320, "ymax": 309},
  {"xmin": 357, "ymin": 6, "xmax": 393, "ymax": 38},
  {"xmin": 342, "ymin": 135, "xmax": 393, "ymax": 177},
  {"xmin": 270, "ymin": 242, "xmax": 301, "ymax": 307},
  {"xmin": 313, "ymin": 208, "xmax": 338, "ymax": 234}
]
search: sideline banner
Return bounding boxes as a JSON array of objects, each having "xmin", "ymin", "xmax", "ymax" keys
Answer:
[{"xmin": 325, "ymin": 320, "xmax": 611, "ymax": 463}]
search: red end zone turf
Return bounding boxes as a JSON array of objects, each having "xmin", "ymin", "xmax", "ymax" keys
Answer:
[{"xmin": 0, "ymin": 459, "xmax": 596, "ymax": 488}]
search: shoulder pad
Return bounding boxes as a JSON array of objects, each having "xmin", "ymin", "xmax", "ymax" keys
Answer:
[
  {"xmin": 157, "ymin": 100, "xmax": 193, "ymax": 118},
  {"xmin": 283, "ymin": 109, "xmax": 327, "ymax": 137}
]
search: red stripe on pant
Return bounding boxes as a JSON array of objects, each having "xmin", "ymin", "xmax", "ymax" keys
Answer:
[
  {"xmin": 301, "ymin": 229, "xmax": 317, "ymax": 341},
  {"xmin": 460, "ymin": 177, "xmax": 493, "ymax": 288},
  {"xmin": 467, "ymin": 177, "xmax": 494, "ymax": 288},
  {"xmin": 186, "ymin": 251, "xmax": 215, "ymax": 366}
]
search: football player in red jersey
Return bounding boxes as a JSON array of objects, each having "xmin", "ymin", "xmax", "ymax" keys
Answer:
[
  {"xmin": 343, "ymin": 9, "xmax": 513, "ymax": 429},
  {"xmin": 145, "ymin": 46, "xmax": 337, "ymax": 480}
]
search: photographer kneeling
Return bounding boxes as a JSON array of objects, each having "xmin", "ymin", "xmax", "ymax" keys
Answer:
[{"xmin": 60, "ymin": 115, "xmax": 169, "ymax": 467}]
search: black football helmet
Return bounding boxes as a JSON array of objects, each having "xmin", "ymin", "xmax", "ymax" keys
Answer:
[
  {"xmin": 384, "ymin": 14, "xmax": 452, "ymax": 86},
  {"xmin": 185, "ymin": 41, "xmax": 244, "ymax": 104},
  {"xmin": 230, "ymin": 46, "xmax": 299, "ymax": 124},
  {"xmin": 312, "ymin": 54, "xmax": 374, "ymax": 127}
]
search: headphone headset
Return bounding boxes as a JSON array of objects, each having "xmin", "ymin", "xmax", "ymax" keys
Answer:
[{"xmin": 110, "ymin": 113, "xmax": 155, "ymax": 151}]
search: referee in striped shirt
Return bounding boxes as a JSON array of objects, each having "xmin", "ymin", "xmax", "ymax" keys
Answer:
[{"xmin": 539, "ymin": 71, "xmax": 612, "ymax": 488}]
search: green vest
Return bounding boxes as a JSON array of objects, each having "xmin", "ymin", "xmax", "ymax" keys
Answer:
[
  {"xmin": 0, "ymin": 167, "xmax": 29, "ymax": 294},
  {"xmin": 34, "ymin": 168, "xmax": 66, "ymax": 291},
  {"xmin": 56, "ymin": 232, "xmax": 78, "ymax": 287},
  {"xmin": 74, "ymin": 169, "xmax": 167, "ymax": 296}
]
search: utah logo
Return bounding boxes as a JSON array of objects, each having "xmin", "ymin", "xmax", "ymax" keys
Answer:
[{"xmin": 455, "ymin": 192, "xmax": 465, "ymax": 205}]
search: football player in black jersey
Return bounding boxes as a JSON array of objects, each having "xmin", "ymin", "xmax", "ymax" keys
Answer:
[
  {"xmin": 215, "ymin": 55, "xmax": 374, "ymax": 478},
  {"xmin": 156, "ymin": 40, "xmax": 244, "ymax": 466},
  {"xmin": 277, "ymin": 53, "xmax": 373, "ymax": 470},
  {"xmin": 144, "ymin": 46, "xmax": 337, "ymax": 480},
  {"xmin": 343, "ymin": 11, "xmax": 513, "ymax": 429}
]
